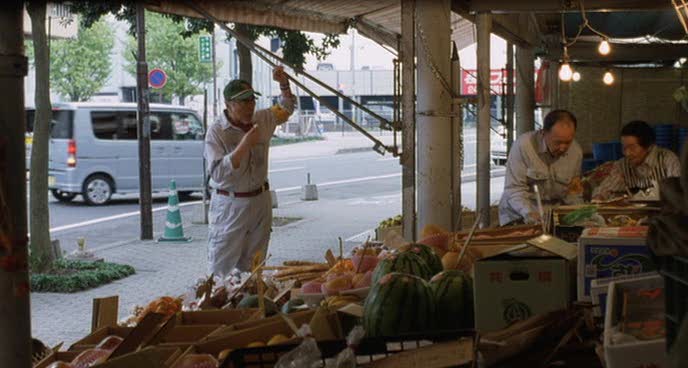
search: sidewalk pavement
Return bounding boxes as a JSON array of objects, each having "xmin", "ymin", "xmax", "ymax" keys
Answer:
[{"xmin": 271, "ymin": 131, "xmax": 399, "ymax": 159}]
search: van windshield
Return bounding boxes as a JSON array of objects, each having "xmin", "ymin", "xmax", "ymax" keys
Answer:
[{"xmin": 26, "ymin": 109, "xmax": 74, "ymax": 139}]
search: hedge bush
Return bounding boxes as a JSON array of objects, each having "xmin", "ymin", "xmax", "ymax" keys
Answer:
[{"xmin": 31, "ymin": 259, "xmax": 135, "ymax": 293}]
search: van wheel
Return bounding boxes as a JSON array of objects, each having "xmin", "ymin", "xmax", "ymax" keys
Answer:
[
  {"xmin": 51, "ymin": 189, "xmax": 77, "ymax": 202},
  {"xmin": 83, "ymin": 175, "xmax": 113, "ymax": 205}
]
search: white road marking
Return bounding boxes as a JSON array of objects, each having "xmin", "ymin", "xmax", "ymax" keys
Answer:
[
  {"xmin": 269, "ymin": 166, "xmax": 304, "ymax": 173},
  {"xmin": 345, "ymin": 229, "xmax": 376, "ymax": 242},
  {"xmin": 49, "ymin": 200, "xmax": 201, "ymax": 233},
  {"xmin": 376, "ymin": 157, "xmax": 398, "ymax": 162}
]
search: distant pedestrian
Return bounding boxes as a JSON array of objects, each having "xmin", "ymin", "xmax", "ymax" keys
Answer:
[{"xmin": 204, "ymin": 66, "xmax": 295, "ymax": 279}]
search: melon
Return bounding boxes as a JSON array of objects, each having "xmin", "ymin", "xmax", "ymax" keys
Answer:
[
  {"xmin": 401, "ymin": 243, "xmax": 444, "ymax": 275},
  {"xmin": 363, "ymin": 272, "xmax": 435, "ymax": 337},
  {"xmin": 300, "ymin": 280, "xmax": 323, "ymax": 294},
  {"xmin": 352, "ymin": 270, "xmax": 372, "ymax": 289},
  {"xmin": 418, "ymin": 232, "xmax": 450, "ymax": 257},
  {"xmin": 371, "ymin": 251, "xmax": 432, "ymax": 285},
  {"xmin": 237, "ymin": 295, "xmax": 278, "ymax": 316},
  {"xmin": 430, "ymin": 270, "xmax": 474, "ymax": 329},
  {"xmin": 321, "ymin": 275, "xmax": 353, "ymax": 295}
]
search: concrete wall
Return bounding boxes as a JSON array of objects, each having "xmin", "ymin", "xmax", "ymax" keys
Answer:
[{"xmin": 559, "ymin": 66, "xmax": 688, "ymax": 154}]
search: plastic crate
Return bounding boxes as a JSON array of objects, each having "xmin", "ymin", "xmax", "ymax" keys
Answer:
[
  {"xmin": 653, "ymin": 255, "xmax": 688, "ymax": 350},
  {"xmin": 223, "ymin": 330, "xmax": 476, "ymax": 368}
]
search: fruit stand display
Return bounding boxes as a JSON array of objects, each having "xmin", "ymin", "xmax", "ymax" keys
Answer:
[{"xmin": 38, "ymin": 213, "xmax": 667, "ymax": 368}]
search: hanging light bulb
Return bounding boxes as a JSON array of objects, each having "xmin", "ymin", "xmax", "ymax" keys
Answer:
[
  {"xmin": 572, "ymin": 71, "xmax": 581, "ymax": 82},
  {"xmin": 598, "ymin": 39, "xmax": 611, "ymax": 56},
  {"xmin": 603, "ymin": 70, "xmax": 615, "ymax": 85},
  {"xmin": 559, "ymin": 63, "xmax": 573, "ymax": 81}
]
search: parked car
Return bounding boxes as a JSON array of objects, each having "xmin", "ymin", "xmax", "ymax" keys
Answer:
[
  {"xmin": 362, "ymin": 105, "xmax": 395, "ymax": 128},
  {"xmin": 27, "ymin": 102, "xmax": 205, "ymax": 205}
]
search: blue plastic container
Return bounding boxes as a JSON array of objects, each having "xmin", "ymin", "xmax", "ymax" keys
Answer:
[{"xmin": 593, "ymin": 142, "xmax": 622, "ymax": 162}]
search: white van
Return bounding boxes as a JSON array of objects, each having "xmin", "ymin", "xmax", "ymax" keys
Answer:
[{"xmin": 28, "ymin": 102, "xmax": 205, "ymax": 205}]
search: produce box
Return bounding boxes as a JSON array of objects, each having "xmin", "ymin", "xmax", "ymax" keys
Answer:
[
  {"xmin": 577, "ymin": 227, "xmax": 656, "ymax": 301},
  {"xmin": 95, "ymin": 346, "xmax": 182, "ymax": 368},
  {"xmin": 553, "ymin": 205, "xmax": 658, "ymax": 243},
  {"xmin": 474, "ymin": 238, "xmax": 575, "ymax": 332},
  {"xmin": 35, "ymin": 351, "xmax": 80, "ymax": 368},
  {"xmin": 376, "ymin": 225, "xmax": 402, "ymax": 241},
  {"xmin": 603, "ymin": 274, "xmax": 667, "ymax": 368},
  {"xmin": 590, "ymin": 272, "xmax": 659, "ymax": 318},
  {"xmin": 69, "ymin": 326, "xmax": 132, "ymax": 351},
  {"xmin": 176, "ymin": 308, "xmax": 258, "ymax": 325},
  {"xmin": 196, "ymin": 310, "xmax": 315, "ymax": 355}
]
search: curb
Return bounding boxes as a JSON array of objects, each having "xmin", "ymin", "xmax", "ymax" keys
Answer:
[{"xmin": 335, "ymin": 146, "xmax": 374, "ymax": 155}]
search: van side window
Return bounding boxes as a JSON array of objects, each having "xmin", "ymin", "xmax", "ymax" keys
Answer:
[
  {"xmin": 170, "ymin": 113, "xmax": 203, "ymax": 141},
  {"xmin": 91, "ymin": 111, "xmax": 121, "ymax": 140},
  {"xmin": 26, "ymin": 110, "xmax": 73, "ymax": 138}
]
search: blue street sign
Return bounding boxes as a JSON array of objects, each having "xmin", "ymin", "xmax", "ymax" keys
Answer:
[{"xmin": 149, "ymin": 68, "xmax": 167, "ymax": 89}]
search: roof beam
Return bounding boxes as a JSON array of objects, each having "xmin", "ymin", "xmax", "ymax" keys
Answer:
[
  {"xmin": 147, "ymin": 0, "xmax": 348, "ymax": 34},
  {"xmin": 459, "ymin": 0, "xmax": 671, "ymax": 13},
  {"xmin": 546, "ymin": 42, "xmax": 688, "ymax": 63},
  {"xmin": 354, "ymin": 18, "xmax": 400, "ymax": 52},
  {"xmin": 452, "ymin": 1, "xmax": 538, "ymax": 47}
]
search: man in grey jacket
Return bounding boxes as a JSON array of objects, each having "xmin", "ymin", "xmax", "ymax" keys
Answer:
[
  {"xmin": 204, "ymin": 66, "xmax": 296, "ymax": 278},
  {"xmin": 499, "ymin": 110, "xmax": 583, "ymax": 225}
]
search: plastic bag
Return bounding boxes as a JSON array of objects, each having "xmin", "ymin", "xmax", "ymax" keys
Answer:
[
  {"xmin": 561, "ymin": 206, "xmax": 598, "ymax": 226},
  {"xmin": 275, "ymin": 325, "xmax": 322, "ymax": 368},
  {"xmin": 326, "ymin": 326, "xmax": 366, "ymax": 368}
]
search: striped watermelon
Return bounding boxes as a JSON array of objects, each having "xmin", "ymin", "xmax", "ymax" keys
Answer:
[
  {"xmin": 401, "ymin": 243, "xmax": 444, "ymax": 275},
  {"xmin": 363, "ymin": 272, "xmax": 435, "ymax": 337},
  {"xmin": 430, "ymin": 270, "xmax": 474, "ymax": 329},
  {"xmin": 371, "ymin": 251, "xmax": 432, "ymax": 284}
]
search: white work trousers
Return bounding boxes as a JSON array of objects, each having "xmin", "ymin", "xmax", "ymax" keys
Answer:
[{"xmin": 207, "ymin": 190, "xmax": 272, "ymax": 278}]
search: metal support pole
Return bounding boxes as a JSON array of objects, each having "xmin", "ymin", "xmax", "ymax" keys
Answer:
[
  {"xmin": 476, "ymin": 12, "xmax": 492, "ymax": 228},
  {"xmin": 211, "ymin": 28, "xmax": 217, "ymax": 119},
  {"xmin": 506, "ymin": 42, "xmax": 515, "ymax": 153},
  {"xmin": 516, "ymin": 45, "xmax": 535, "ymax": 136},
  {"xmin": 201, "ymin": 89, "xmax": 209, "ymax": 224},
  {"xmin": 450, "ymin": 43, "xmax": 463, "ymax": 231},
  {"xmin": 0, "ymin": 2, "xmax": 31, "ymax": 367},
  {"xmin": 401, "ymin": 0, "xmax": 416, "ymax": 240},
  {"xmin": 416, "ymin": 0, "xmax": 452, "ymax": 233},
  {"xmin": 136, "ymin": 3, "xmax": 153, "ymax": 240}
]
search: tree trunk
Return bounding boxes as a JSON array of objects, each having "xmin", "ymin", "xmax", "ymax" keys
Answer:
[
  {"xmin": 28, "ymin": 0, "xmax": 54, "ymax": 272},
  {"xmin": 0, "ymin": 1, "xmax": 32, "ymax": 367},
  {"xmin": 235, "ymin": 24, "xmax": 253, "ymax": 83}
]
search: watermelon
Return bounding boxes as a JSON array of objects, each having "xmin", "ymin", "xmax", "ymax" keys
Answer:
[
  {"xmin": 237, "ymin": 295, "xmax": 279, "ymax": 316},
  {"xmin": 401, "ymin": 243, "xmax": 444, "ymax": 275},
  {"xmin": 430, "ymin": 270, "xmax": 474, "ymax": 329},
  {"xmin": 371, "ymin": 251, "xmax": 432, "ymax": 284},
  {"xmin": 363, "ymin": 272, "xmax": 435, "ymax": 337}
]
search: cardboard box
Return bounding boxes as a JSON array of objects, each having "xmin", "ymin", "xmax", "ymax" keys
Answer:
[
  {"xmin": 70, "ymin": 326, "xmax": 133, "ymax": 351},
  {"xmin": 578, "ymin": 227, "xmax": 656, "ymax": 301},
  {"xmin": 35, "ymin": 351, "xmax": 81, "ymax": 368},
  {"xmin": 196, "ymin": 310, "xmax": 315, "ymax": 355},
  {"xmin": 603, "ymin": 274, "xmax": 667, "ymax": 368},
  {"xmin": 590, "ymin": 272, "xmax": 659, "ymax": 318},
  {"xmin": 176, "ymin": 308, "xmax": 258, "ymax": 326},
  {"xmin": 474, "ymin": 237, "xmax": 575, "ymax": 332},
  {"xmin": 376, "ymin": 225, "xmax": 402, "ymax": 241},
  {"xmin": 95, "ymin": 346, "xmax": 182, "ymax": 368}
]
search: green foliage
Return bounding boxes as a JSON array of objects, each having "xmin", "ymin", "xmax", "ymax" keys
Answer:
[
  {"xmin": 124, "ymin": 12, "xmax": 216, "ymax": 104},
  {"xmin": 226, "ymin": 26, "xmax": 341, "ymax": 71},
  {"xmin": 31, "ymin": 259, "xmax": 135, "ymax": 293},
  {"xmin": 28, "ymin": 18, "xmax": 114, "ymax": 101}
]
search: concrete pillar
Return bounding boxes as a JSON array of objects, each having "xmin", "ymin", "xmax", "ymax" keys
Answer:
[
  {"xmin": 401, "ymin": 0, "xmax": 416, "ymax": 240},
  {"xmin": 450, "ymin": 43, "xmax": 462, "ymax": 231},
  {"xmin": 0, "ymin": 2, "xmax": 32, "ymax": 367},
  {"xmin": 506, "ymin": 42, "xmax": 515, "ymax": 153},
  {"xmin": 516, "ymin": 45, "xmax": 535, "ymax": 136},
  {"xmin": 416, "ymin": 0, "xmax": 452, "ymax": 234},
  {"xmin": 476, "ymin": 12, "xmax": 492, "ymax": 228}
]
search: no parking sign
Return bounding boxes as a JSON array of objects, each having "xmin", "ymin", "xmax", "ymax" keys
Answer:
[{"xmin": 149, "ymin": 68, "xmax": 167, "ymax": 89}]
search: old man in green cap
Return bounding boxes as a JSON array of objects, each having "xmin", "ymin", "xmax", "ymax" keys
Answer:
[{"xmin": 204, "ymin": 66, "xmax": 295, "ymax": 279}]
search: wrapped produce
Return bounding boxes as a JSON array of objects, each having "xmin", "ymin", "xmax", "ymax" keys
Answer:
[
  {"xmin": 173, "ymin": 354, "xmax": 218, "ymax": 368},
  {"xmin": 71, "ymin": 348, "xmax": 110, "ymax": 368}
]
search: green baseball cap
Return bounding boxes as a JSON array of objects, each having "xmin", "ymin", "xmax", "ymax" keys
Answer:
[{"xmin": 223, "ymin": 79, "xmax": 262, "ymax": 101}]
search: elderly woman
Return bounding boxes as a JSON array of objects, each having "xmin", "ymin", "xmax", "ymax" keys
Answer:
[{"xmin": 593, "ymin": 120, "xmax": 681, "ymax": 200}]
